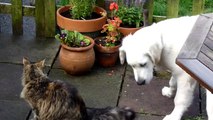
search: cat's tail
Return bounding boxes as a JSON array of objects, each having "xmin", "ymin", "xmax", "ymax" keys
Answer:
[
  {"xmin": 87, "ymin": 106, "xmax": 136, "ymax": 120},
  {"xmin": 122, "ymin": 107, "xmax": 136, "ymax": 120}
]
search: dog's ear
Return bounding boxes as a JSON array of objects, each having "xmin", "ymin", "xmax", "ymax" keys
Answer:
[
  {"xmin": 119, "ymin": 34, "xmax": 133, "ymax": 65},
  {"xmin": 148, "ymin": 41, "xmax": 163, "ymax": 64}
]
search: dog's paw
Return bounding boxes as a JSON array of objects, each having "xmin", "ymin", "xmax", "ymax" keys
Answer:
[
  {"xmin": 162, "ymin": 86, "xmax": 173, "ymax": 98},
  {"xmin": 163, "ymin": 115, "xmax": 181, "ymax": 120}
]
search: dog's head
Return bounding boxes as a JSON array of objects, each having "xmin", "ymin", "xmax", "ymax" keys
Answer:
[{"xmin": 119, "ymin": 26, "xmax": 162, "ymax": 85}]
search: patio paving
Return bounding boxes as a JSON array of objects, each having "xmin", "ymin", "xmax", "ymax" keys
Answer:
[{"xmin": 0, "ymin": 33, "xmax": 208, "ymax": 120}]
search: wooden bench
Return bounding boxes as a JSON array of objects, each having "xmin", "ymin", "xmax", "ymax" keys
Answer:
[{"xmin": 176, "ymin": 13, "xmax": 213, "ymax": 93}]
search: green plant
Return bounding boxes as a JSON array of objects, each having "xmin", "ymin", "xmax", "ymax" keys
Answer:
[
  {"xmin": 69, "ymin": 0, "xmax": 96, "ymax": 19},
  {"xmin": 116, "ymin": 6, "xmax": 143, "ymax": 28},
  {"xmin": 153, "ymin": 0, "xmax": 166, "ymax": 16},
  {"xmin": 58, "ymin": 0, "xmax": 70, "ymax": 6},
  {"xmin": 204, "ymin": 0, "xmax": 213, "ymax": 13},
  {"xmin": 110, "ymin": 1, "xmax": 143, "ymax": 28},
  {"xmin": 98, "ymin": 17, "xmax": 122, "ymax": 47},
  {"xmin": 55, "ymin": 30, "xmax": 91, "ymax": 47}
]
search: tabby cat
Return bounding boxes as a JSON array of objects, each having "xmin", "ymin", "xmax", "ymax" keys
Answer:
[{"xmin": 20, "ymin": 58, "xmax": 136, "ymax": 120}]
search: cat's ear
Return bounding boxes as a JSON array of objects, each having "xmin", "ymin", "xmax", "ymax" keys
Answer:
[
  {"xmin": 36, "ymin": 59, "xmax": 45, "ymax": 68},
  {"xmin": 23, "ymin": 57, "xmax": 30, "ymax": 66}
]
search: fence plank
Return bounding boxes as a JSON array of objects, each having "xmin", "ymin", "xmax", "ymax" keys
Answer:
[
  {"xmin": 192, "ymin": 0, "xmax": 204, "ymax": 15},
  {"xmin": 0, "ymin": 3, "xmax": 35, "ymax": 16},
  {"xmin": 44, "ymin": 0, "xmax": 55, "ymax": 37},
  {"xmin": 166, "ymin": 0, "xmax": 180, "ymax": 18},
  {"xmin": 96, "ymin": 0, "xmax": 105, "ymax": 8},
  {"xmin": 143, "ymin": 0, "xmax": 154, "ymax": 25},
  {"xmin": 35, "ymin": 0, "xmax": 45, "ymax": 37},
  {"xmin": 23, "ymin": 5, "xmax": 35, "ymax": 16},
  {"xmin": 11, "ymin": 0, "xmax": 23, "ymax": 35},
  {"xmin": 0, "ymin": 3, "xmax": 11, "ymax": 14}
]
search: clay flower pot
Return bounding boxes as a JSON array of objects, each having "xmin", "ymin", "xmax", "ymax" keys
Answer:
[
  {"xmin": 59, "ymin": 36, "xmax": 95, "ymax": 75},
  {"xmin": 94, "ymin": 37, "xmax": 121, "ymax": 67},
  {"xmin": 56, "ymin": 6, "xmax": 107, "ymax": 32},
  {"xmin": 119, "ymin": 27, "xmax": 141, "ymax": 36}
]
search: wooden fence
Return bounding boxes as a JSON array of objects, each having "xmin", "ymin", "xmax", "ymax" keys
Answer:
[
  {"xmin": 0, "ymin": 0, "xmax": 55, "ymax": 37},
  {"xmin": 144, "ymin": 0, "xmax": 205, "ymax": 25},
  {"xmin": 0, "ymin": 0, "xmax": 205, "ymax": 37}
]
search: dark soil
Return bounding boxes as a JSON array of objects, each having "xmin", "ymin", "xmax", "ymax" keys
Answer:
[
  {"xmin": 120, "ymin": 22, "xmax": 144, "ymax": 28},
  {"xmin": 95, "ymin": 37, "xmax": 121, "ymax": 46},
  {"xmin": 61, "ymin": 10, "xmax": 103, "ymax": 20}
]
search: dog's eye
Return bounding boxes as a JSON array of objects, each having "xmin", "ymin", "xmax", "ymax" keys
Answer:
[{"xmin": 139, "ymin": 63, "xmax": 146, "ymax": 67}]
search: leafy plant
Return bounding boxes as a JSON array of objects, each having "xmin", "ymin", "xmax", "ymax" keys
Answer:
[
  {"xmin": 110, "ymin": 0, "xmax": 143, "ymax": 28},
  {"xmin": 69, "ymin": 0, "xmax": 96, "ymax": 20},
  {"xmin": 58, "ymin": 0, "xmax": 70, "ymax": 6},
  {"xmin": 153, "ymin": 0, "xmax": 166, "ymax": 16},
  {"xmin": 55, "ymin": 30, "xmax": 91, "ymax": 47},
  {"xmin": 116, "ymin": 6, "xmax": 143, "ymax": 28},
  {"xmin": 98, "ymin": 17, "xmax": 122, "ymax": 47}
]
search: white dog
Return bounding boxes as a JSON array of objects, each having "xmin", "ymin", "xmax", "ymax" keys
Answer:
[{"xmin": 119, "ymin": 15, "xmax": 213, "ymax": 120}]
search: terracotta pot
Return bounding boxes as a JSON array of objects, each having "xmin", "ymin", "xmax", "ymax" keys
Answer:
[
  {"xmin": 59, "ymin": 36, "xmax": 95, "ymax": 75},
  {"xmin": 119, "ymin": 26, "xmax": 141, "ymax": 36},
  {"xmin": 94, "ymin": 37, "xmax": 121, "ymax": 67},
  {"xmin": 57, "ymin": 6, "xmax": 107, "ymax": 32}
]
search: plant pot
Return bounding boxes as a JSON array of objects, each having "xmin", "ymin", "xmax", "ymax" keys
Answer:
[
  {"xmin": 94, "ymin": 37, "xmax": 121, "ymax": 67},
  {"xmin": 59, "ymin": 36, "xmax": 95, "ymax": 75},
  {"xmin": 57, "ymin": 5, "xmax": 107, "ymax": 32},
  {"xmin": 119, "ymin": 26, "xmax": 141, "ymax": 36}
]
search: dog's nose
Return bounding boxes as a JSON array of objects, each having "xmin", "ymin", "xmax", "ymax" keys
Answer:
[{"xmin": 137, "ymin": 80, "xmax": 146, "ymax": 85}]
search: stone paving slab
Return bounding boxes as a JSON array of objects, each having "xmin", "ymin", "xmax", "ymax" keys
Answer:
[
  {"xmin": 119, "ymin": 65, "xmax": 202, "ymax": 119},
  {"xmin": 0, "ymin": 100, "xmax": 31, "ymax": 120},
  {"xmin": 0, "ymin": 63, "xmax": 31, "ymax": 120},
  {"xmin": 138, "ymin": 114, "xmax": 164, "ymax": 120},
  {"xmin": 0, "ymin": 63, "xmax": 23, "ymax": 100},
  {"xmin": 0, "ymin": 33, "xmax": 60, "ymax": 66},
  {"xmin": 49, "ymin": 63, "xmax": 125, "ymax": 108}
]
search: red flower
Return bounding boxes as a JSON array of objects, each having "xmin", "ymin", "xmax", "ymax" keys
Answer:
[
  {"xmin": 109, "ymin": 2, "xmax": 115, "ymax": 10},
  {"xmin": 110, "ymin": 20, "xmax": 116, "ymax": 27},
  {"xmin": 109, "ymin": 2, "xmax": 118, "ymax": 11},
  {"xmin": 114, "ymin": 3, "xmax": 118, "ymax": 10}
]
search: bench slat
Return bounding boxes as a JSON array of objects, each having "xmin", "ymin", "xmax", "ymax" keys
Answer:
[
  {"xmin": 176, "ymin": 59, "xmax": 213, "ymax": 93},
  {"xmin": 198, "ymin": 52, "xmax": 213, "ymax": 71},
  {"xmin": 177, "ymin": 15, "xmax": 213, "ymax": 59},
  {"xmin": 201, "ymin": 43, "xmax": 213, "ymax": 61}
]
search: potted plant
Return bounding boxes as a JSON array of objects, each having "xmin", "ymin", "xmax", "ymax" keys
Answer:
[
  {"xmin": 94, "ymin": 17, "xmax": 122, "ymax": 67},
  {"xmin": 109, "ymin": 1, "xmax": 144, "ymax": 36},
  {"xmin": 56, "ymin": 0, "xmax": 107, "ymax": 33},
  {"xmin": 55, "ymin": 30, "xmax": 95, "ymax": 75}
]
